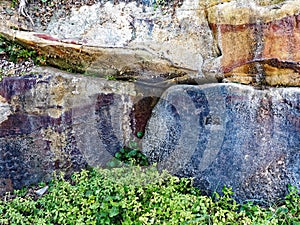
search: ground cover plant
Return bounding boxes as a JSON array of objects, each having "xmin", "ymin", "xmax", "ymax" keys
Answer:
[
  {"xmin": 0, "ymin": 165, "xmax": 299, "ymax": 225},
  {"xmin": 109, "ymin": 141, "xmax": 149, "ymax": 167},
  {"xmin": 0, "ymin": 34, "xmax": 47, "ymax": 81},
  {"xmin": 0, "ymin": 35, "xmax": 46, "ymax": 65}
]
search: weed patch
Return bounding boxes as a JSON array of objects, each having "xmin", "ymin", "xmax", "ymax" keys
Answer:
[
  {"xmin": 0, "ymin": 166, "xmax": 299, "ymax": 224},
  {"xmin": 0, "ymin": 35, "xmax": 46, "ymax": 65}
]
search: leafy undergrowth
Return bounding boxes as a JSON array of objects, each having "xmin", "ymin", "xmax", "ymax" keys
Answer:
[
  {"xmin": 0, "ymin": 35, "xmax": 46, "ymax": 65},
  {"xmin": 0, "ymin": 166, "xmax": 299, "ymax": 225}
]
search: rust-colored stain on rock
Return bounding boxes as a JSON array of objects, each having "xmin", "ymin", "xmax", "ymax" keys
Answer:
[{"xmin": 210, "ymin": 14, "xmax": 300, "ymax": 86}]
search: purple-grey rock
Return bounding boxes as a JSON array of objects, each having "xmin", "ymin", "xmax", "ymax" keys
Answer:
[
  {"xmin": 0, "ymin": 67, "xmax": 163, "ymax": 193},
  {"xmin": 142, "ymin": 84, "xmax": 300, "ymax": 203}
]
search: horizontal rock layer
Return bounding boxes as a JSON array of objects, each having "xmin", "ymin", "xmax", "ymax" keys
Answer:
[{"xmin": 1, "ymin": 0, "xmax": 300, "ymax": 86}]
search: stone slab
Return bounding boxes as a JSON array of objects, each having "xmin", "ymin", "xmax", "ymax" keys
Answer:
[{"xmin": 143, "ymin": 83, "xmax": 300, "ymax": 202}]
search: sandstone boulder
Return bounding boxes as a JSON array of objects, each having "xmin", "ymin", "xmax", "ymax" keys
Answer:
[
  {"xmin": 142, "ymin": 83, "xmax": 300, "ymax": 202},
  {"xmin": 0, "ymin": 0, "xmax": 218, "ymax": 82},
  {"xmin": 0, "ymin": 67, "xmax": 164, "ymax": 193}
]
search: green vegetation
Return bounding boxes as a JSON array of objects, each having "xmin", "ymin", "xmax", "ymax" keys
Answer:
[
  {"xmin": 107, "ymin": 141, "xmax": 149, "ymax": 168},
  {"xmin": 0, "ymin": 35, "xmax": 46, "ymax": 65},
  {"xmin": 153, "ymin": 0, "xmax": 168, "ymax": 10},
  {"xmin": 10, "ymin": 0, "xmax": 18, "ymax": 8},
  {"xmin": 137, "ymin": 131, "xmax": 144, "ymax": 138},
  {"xmin": 0, "ymin": 165, "xmax": 299, "ymax": 224},
  {"xmin": 105, "ymin": 75, "xmax": 117, "ymax": 81},
  {"xmin": 255, "ymin": 0, "xmax": 285, "ymax": 6}
]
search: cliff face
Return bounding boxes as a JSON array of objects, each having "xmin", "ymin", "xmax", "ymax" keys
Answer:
[
  {"xmin": 1, "ymin": 0, "xmax": 299, "ymax": 86},
  {"xmin": 0, "ymin": 0, "xmax": 299, "ymax": 202}
]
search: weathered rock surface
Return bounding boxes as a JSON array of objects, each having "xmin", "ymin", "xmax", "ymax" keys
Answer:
[
  {"xmin": 1, "ymin": 0, "xmax": 299, "ymax": 86},
  {"xmin": 207, "ymin": 0, "xmax": 300, "ymax": 86},
  {"xmin": 0, "ymin": 0, "xmax": 299, "ymax": 202},
  {"xmin": 0, "ymin": 67, "xmax": 165, "ymax": 193},
  {"xmin": 0, "ymin": 0, "xmax": 218, "ymax": 82},
  {"xmin": 142, "ymin": 84, "xmax": 300, "ymax": 202}
]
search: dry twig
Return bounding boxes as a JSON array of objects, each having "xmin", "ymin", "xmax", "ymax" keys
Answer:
[{"xmin": 18, "ymin": 0, "xmax": 34, "ymax": 26}]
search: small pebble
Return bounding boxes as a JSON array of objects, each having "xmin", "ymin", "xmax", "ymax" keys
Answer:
[
  {"xmin": 0, "ymin": 56, "xmax": 35, "ymax": 79},
  {"xmin": 35, "ymin": 185, "xmax": 49, "ymax": 196}
]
